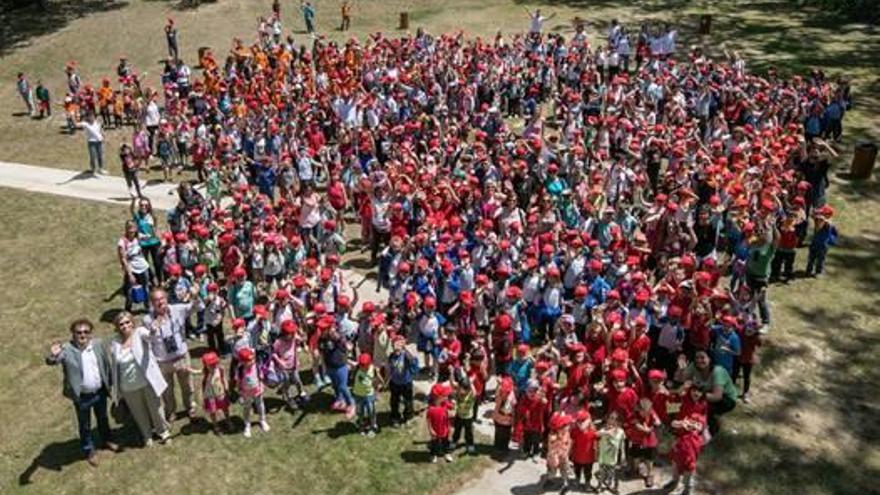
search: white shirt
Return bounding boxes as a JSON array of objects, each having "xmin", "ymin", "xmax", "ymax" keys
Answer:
[
  {"xmin": 529, "ymin": 14, "xmax": 546, "ymax": 33},
  {"xmin": 145, "ymin": 101, "xmax": 161, "ymax": 127},
  {"xmin": 81, "ymin": 121, "xmax": 104, "ymax": 143},
  {"xmin": 80, "ymin": 343, "xmax": 103, "ymax": 393}
]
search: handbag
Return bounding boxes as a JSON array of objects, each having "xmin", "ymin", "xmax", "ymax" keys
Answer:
[{"xmin": 111, "ymin": 400, "xmax": 131, "ymax": 424}]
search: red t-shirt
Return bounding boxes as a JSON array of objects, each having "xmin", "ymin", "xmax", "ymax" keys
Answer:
[
  {"xmin": 520, "ymin": 395, "xmax": 549, "ymax": 433},
  {"xmin": 626, "ymin": 411, "xmax": 659, "ymax": 447},
  {"xmin": 569, "ymin": 425, "xmax": 598, "ymax": 464},
  {"xmin": 426, "ymin": 404, "xmax": 450, "ymax": 438},
  {"xmin": 629, "ymin": 334, "xmax": 651, "ymax": 364},
  {"xmin": 607, "ymin": 386, "xmax": 639, "ymax": 420}
]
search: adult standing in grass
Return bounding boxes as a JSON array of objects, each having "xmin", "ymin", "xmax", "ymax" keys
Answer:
[
  {"xmin": 45, "ymin": 319, "xmax": 119, "ymax": 467},
  {"xmin": 340, "ymin": 0, "xmax": 351, "ymax": 31},
  {"xmin": 119, "ymin": 220, "xmax": 152, "ymax": 311},
  {"xmin": 165, "ymin": 18, "xmax": 179, "ymax": 62},
  {"xmin": 77, "ymin": 113, "xmax": 106, "ymax": 175},
  {"xmin": 16, "ymin": 72, "xmax": 34, "ymax": 116},
  {"xmin": 525, "ymin": 7, "xmax": 556, "ymax": 35},
  {"xmin": 301, "ymin": 0, "xmax": 316, "ymax": 34},
  {"xmin": 110, "ymin": 312, "xmax": 172, "ymax": 447},
  {"xmin": 131, "ymin": 198, "xmax": 163, "ymax": 284},
  {"xmin": 143, "ymin": 288, "xmax": 197, "ymax": 422}
]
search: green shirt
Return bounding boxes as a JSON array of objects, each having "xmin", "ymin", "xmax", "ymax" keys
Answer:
[
  {"xmin": 455, "ymin": 390, "xmax": 476, "ymax": 419},
  {"xmin": 230, "ymin": 281, "xmax": 255, "ymax": 319},
  {"xmin": 747, "ymin": 241, "xmax": 776, "ymax": 278},
  {"xmin": 598, "ymin": 428, "xmax": 625, "ymax": 466},
  {"xmin": 352, "ymin": 366, "xmax": 375, "ymax": 397},
  {"xmin": 686, "ymin": 364, "xmax": 738, "ymax": 402}
]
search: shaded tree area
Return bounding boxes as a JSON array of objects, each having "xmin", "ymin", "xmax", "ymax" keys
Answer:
[{"xmin": 0, "ymin": 1, "xmax": 129, "ymax": 56}]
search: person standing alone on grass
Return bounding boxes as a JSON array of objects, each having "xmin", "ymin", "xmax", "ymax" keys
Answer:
[
  {"xmin": 46, "ymin": 319, "xmax": 120, "ymax": 467},
  {"xmin": 301, "ymin": 0, "xmax": 316, "ymax": 34},
  {"xmin": 78, "ymin": 113, "xmax": 106, "ymax": 175},
  {"xmin": 16, "ymin": 72, "xmax": 34, "ymax": 116},
  {"xmin": 525, "ymin": 8, "xmax": 556, "ymax": 35},
  {"xmin": 165, "ymin": 18, "xmax": 179, "ymax": 61},
  {"xmin": 340, "ymin": 0, "xmax": 351, "ymax": 31}
]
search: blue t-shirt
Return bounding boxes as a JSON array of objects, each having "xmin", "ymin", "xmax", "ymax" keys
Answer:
[
  {"xmin": 508, "ymin": 358, "xmax": 534, "ymax": 393},
  {"xmin": 711, "ymin": 326, "xmax": 741, "ymax": 374}
]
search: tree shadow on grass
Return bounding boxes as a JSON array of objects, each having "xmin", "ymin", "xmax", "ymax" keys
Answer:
[
  {"xmin": 0, "ymin": 1, "xmax": 129, "ymax": 57},
  {"xmin": 17, "ymin": 426, "xmax": 132, "ymax": 486}
]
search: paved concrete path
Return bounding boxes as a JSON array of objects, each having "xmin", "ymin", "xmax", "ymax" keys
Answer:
[
  {"xmin": 0, "ymin": 159, "xmax": 673, "ymax": 494},
  {"xmin": 0, "ymin": 161, "xmax": 179, "ymax": 210}
]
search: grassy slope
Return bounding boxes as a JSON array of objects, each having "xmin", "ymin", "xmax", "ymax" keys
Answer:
[{"xmin": 1, "ymin": 1, "xmax": 879, "ymax": 494}]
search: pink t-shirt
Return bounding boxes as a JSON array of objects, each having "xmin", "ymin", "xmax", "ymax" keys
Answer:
[
  {"xmin": 238, "ymin": 363, "xmax": 263, "ymax": 398},
  {"xmin": 273, "ymin": 338, "xmax": 298, "ymax": 370}
]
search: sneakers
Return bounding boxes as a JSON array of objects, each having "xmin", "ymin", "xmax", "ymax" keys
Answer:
[
  {"xmin": 741, "ymin": 392, "xmax": 752, "ymax": 404},
  {"xmin": 444, "ymin": 454, "xmax": 454, "ymax": 463},
  {"xmin": 431, "ymin": 456, "xmax": 438, "ymax": 464},
  {"xmin": 144, "ymin": 438, "xmax": 154, "ymax": 448},
  {"xmin": 158, "ymin": 431, "xmax": 172, "ymax": 444},
  {"xmin": 243, "ymin": 425, "xmax": 252, "ymax": 438},
  {"xmin": 366, "ymin": 430, "xmax": 376, "ymax": 438},
  {"xmin": 85, "ymin": 452, "xmax": 99, "ymax": 467},
  {"xmin": 466, "ymin": 445, "xmax": 476, "ymax": 455},
  {"xmin": 260, "ymin": 420, "xmax": 270, "ymax": 432},
  {"xmin": 345, "ymin": 406, "xmax": 356, "ymax": 419}
]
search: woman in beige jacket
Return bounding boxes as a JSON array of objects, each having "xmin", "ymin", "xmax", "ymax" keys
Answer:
[{"xmin": 110, "ymin": 312, "xmax": 171, "ymax": 447}]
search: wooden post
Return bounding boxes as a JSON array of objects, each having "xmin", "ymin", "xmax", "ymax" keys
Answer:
[
  {"xmin": 699, "ymin": 14, "xmax": 712, "ymax": 35},
  {"xmin": 851, "ymin": 142, "xmax": 878, "ymax": 179},
  {"xmin": 399, "ymin": 12, "xmax": 409, "ymax": 30}
]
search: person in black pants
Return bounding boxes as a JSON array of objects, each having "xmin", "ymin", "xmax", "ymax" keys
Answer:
[{"xmin": 451, "ymin": 379, "xmax": 477, "ymax": 454}]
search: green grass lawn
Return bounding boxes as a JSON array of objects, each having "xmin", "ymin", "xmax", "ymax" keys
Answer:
[{"xmin": 1, "ymin": 1, "xmax": 879, "ymax": 494}]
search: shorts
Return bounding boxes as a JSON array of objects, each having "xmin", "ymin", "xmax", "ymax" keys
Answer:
[
  {"xmin": 630, "ymin": 444, "xmax": 656, "ymax": 461},
  {"xmin": 204, "ymin": 396, "xmax": 230, "ymax": 414},
  {"xmin": 417, "ymin": 334, "xmax": 437, "ymax": 355}
]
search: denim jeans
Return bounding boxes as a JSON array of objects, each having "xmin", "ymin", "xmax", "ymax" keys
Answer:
[
  {"xmin": 355, "ymin": 393, "xmax": 376, "ymax": 428},
  {"xmin": 74, "ymin": 390, "xmax": 112, "ymax": 455},
  {"xmin": 807, "ymin": 246, "xmax": 828, "ymax": 275},
  {"xmin": 87, "ymin": 141, "xmax": 104, "ymax": 173},
  {"xmin": 328, "ymin": 365, "xmax": 354, "ymax": 407}
]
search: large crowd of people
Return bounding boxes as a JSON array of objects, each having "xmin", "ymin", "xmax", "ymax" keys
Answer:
[{"xmin": 38, "ymin": 5, "xmax": 849, "ymax": 493}]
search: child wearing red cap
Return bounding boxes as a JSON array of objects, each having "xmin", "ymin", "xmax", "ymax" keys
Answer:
[
  {"xmin": 273, "ymin": 320, "xmax": 307, "ymax": 409},
  {"xmin": 570, "ymin": 410, "xmax": 598, "ymax": 490},
  {"xmin": 353, "ymin": 353, "xmax": 382, "ymax": 436},
  {"xmin": 235, "ymin": 347, "xmax": 269, "ymax": 438},
  {"xmin": 544, "ymin": 412, "xmax": 573, "ymax": 489},
  {"xmin": 626, "ymin": 398, "xmax": 661, "ymax": 487},
  {"xmin": 426, "ymin": 384, "xmax": 454, "ymax": 463},
  {"xmin": 665, "ymin": 412, "xmax": 707, "ymax": 494},
  {"xmin": 201, "ymin": 352, "xmax": 231, "ymax": 433},
  {"xmin": 492, "ymin": 376, "xmax": 516, "ymax": 453},
  {"xmin": 520, "ymin": 380, "xmax": 549, "ymax": 459}
]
